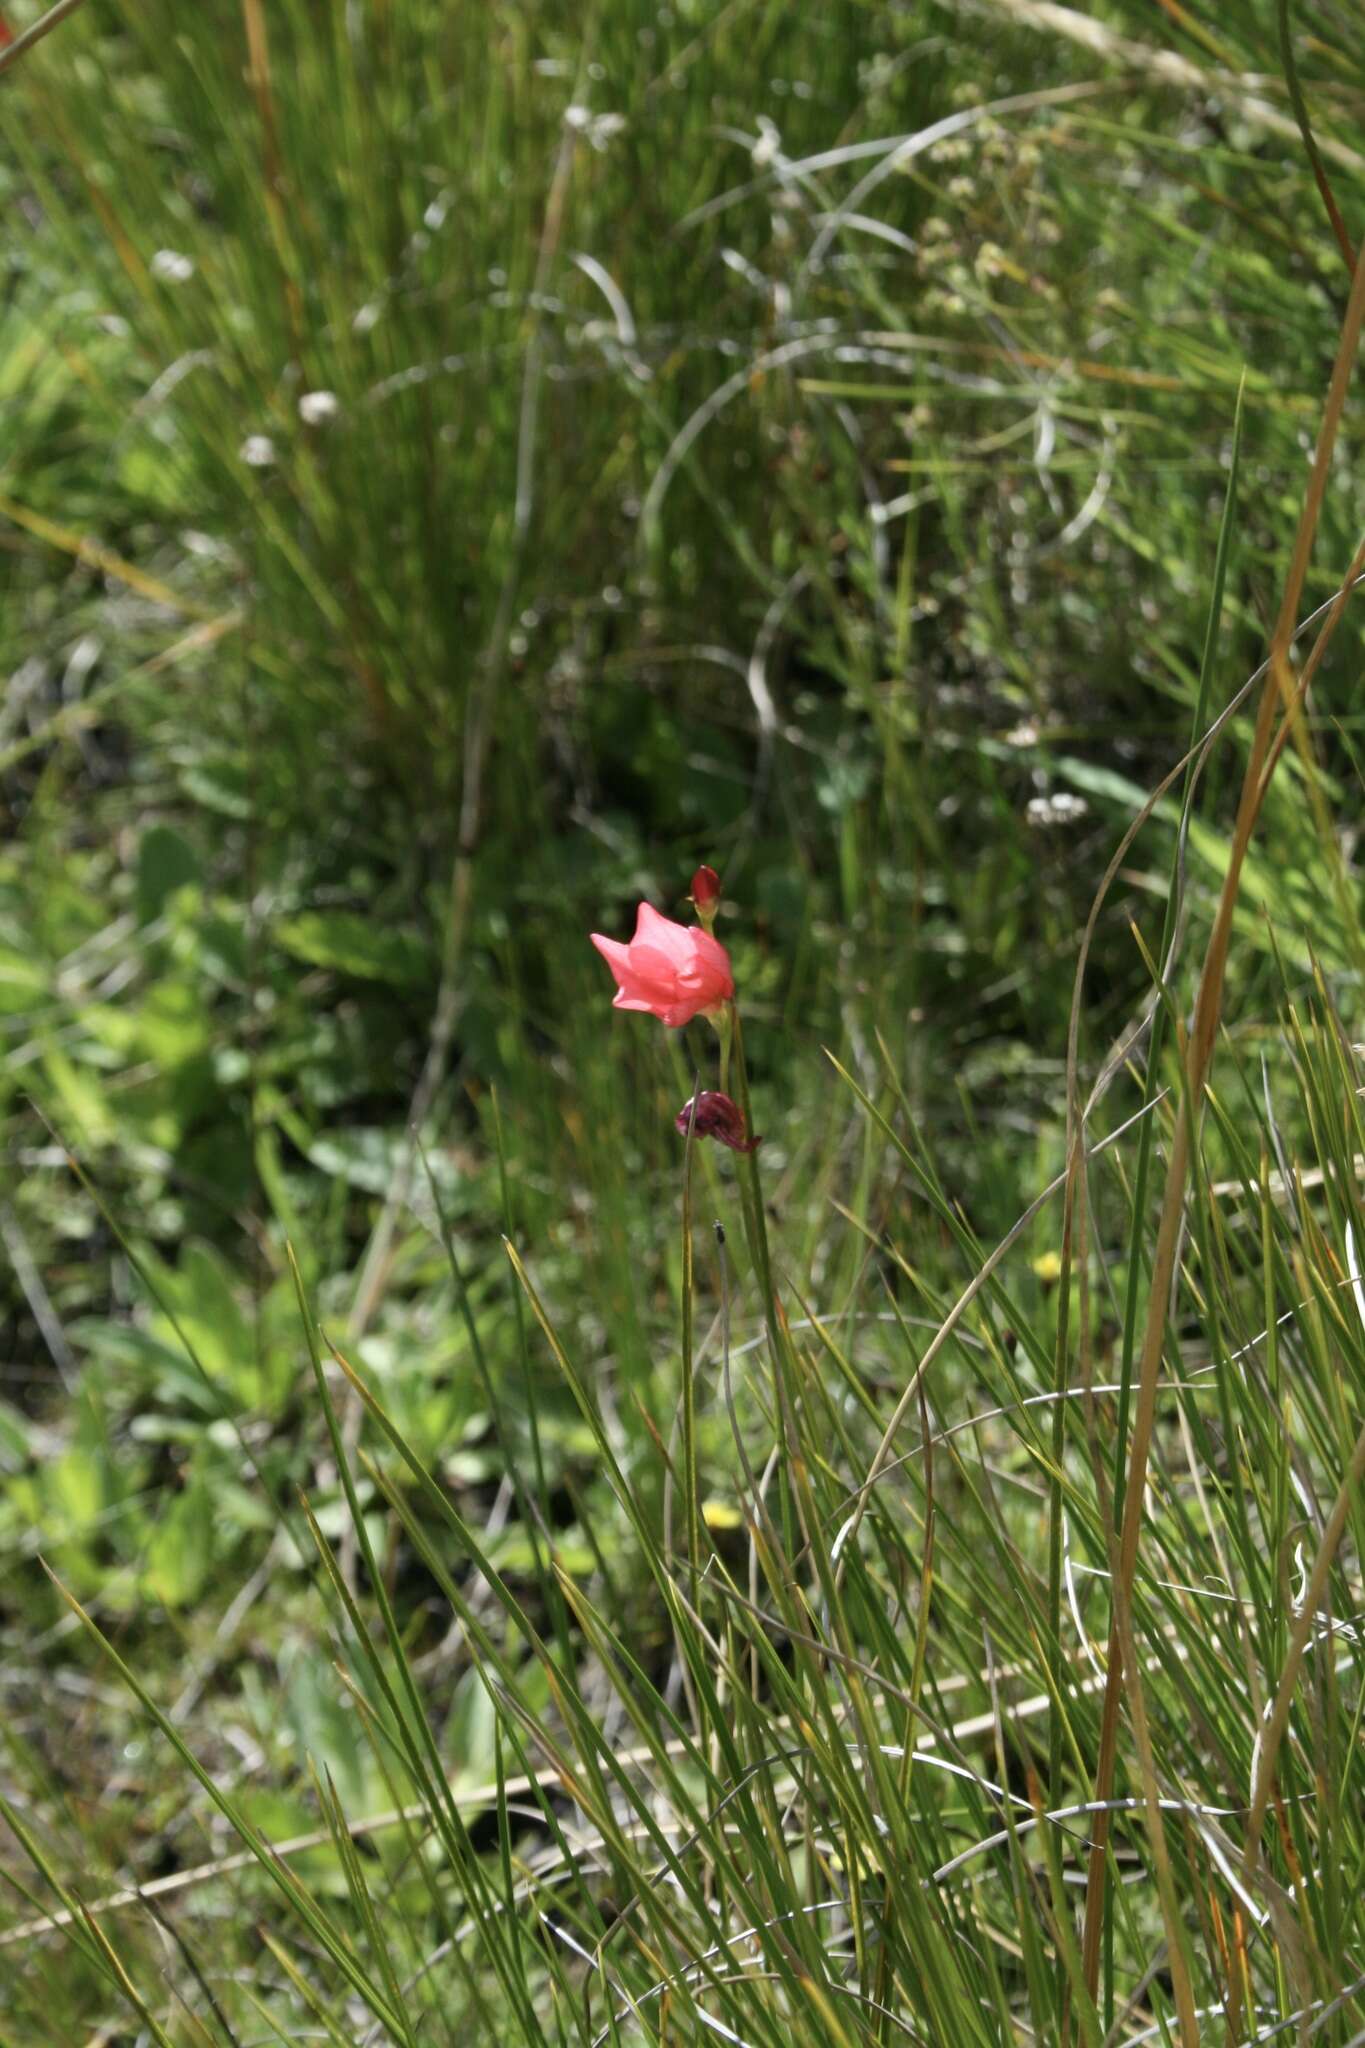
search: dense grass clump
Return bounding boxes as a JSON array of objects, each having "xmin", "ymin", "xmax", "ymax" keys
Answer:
[{"xmin": 2, "ymin": 1, "xmax": 1365, "ymax": 2042}]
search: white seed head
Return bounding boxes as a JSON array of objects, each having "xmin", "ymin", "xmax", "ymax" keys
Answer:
[
  {"xmin": 298, "ymin": 389, "xmax": 340, "ymax": 425},
  {"xmin": 751, "ymin": 116, "xmax": 782, "ymax": 169},
  {"xmin": 150, "ymin": 249, "xmax": 195, "ymax": 284},
  {"xmin": 1026, "ymin": 792, "xmax": 1088, "ymax": 827}
]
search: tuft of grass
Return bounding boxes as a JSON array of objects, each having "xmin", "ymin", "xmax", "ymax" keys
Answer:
[{"xmin": 2, "ymin": 1, "xmax": 1365, "ymax": 2043}]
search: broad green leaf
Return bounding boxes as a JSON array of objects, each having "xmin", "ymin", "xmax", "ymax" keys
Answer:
[
  {"xmin": 276, "ymin": 911, "xmax": 429, "ymax": 988},
  {"xmin": 136, "ymin": 824, "xmax": 201, "ymax": 922},
  {"xmin": 0, "ymin": 945, "xmax": 47, "ymax": 1014},
  {"xmin": 142, "ymin": 1472, "xmax": 215, "ymax": 1609}
]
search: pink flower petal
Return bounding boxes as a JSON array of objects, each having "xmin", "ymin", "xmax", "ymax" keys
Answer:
[
  {"xmin": 590, "ymin": 932, "xmax": 633, "ymax": 979},
  {"xmin": 634, "ymin": 902, "xmax": 696, "ymax": 967},
  {"xmin": 623, "ymin": 942, "xmax": 677, "ymax": 981},
  {"xmin": 690, "ymin": 928, "xmax": 733, "ymax": 979}
]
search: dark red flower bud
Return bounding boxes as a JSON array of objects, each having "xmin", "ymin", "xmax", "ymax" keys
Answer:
[
  {"xmin": 689, "ymin": 864, "xmax": 722, "ymax": 922},
  {"xmin": 676, "ymin": 1091, "xmax": 761, "ymax": 1153}
]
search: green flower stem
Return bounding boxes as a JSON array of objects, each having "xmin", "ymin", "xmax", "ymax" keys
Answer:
[
  {"xmin": 727, "ymin": 1002, "xmax": 803, "ymax": 1580},
  {"xmin": 728, "ymin": 1008, "xmax": 793, "ymax": 1361},
  {"xmin": 713, "ymin": 1000, "xmax": 732, "ymax": 1097},
  {"xmin": 679, "ymin": 1085, "xmax": 702, "ymax": 1586}
]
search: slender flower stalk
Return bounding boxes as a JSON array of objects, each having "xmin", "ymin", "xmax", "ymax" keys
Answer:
[
  {"xmin": 714, "ymin": 998, "xmax": 732, "ymax": 1097},
  {"xmin": 726, "ymin": 1001, "xmax": 781, "ymax": 1359},
  {"xmin": 677, "ymin": 1085, "xmax": 704, "ymax": 1654}
]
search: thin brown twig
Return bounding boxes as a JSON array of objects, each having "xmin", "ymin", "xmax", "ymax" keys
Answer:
[
  {"xmin": 1277, "ymin": 0, "xmax": 1355, "ymax": 275},
  {"xmin": 0, "ymin": 0, "xmax": 88, "ymax": 79}
]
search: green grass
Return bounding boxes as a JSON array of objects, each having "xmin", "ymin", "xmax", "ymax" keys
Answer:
[{"xmin": 3, "ymin": 0, "xmax": 1365, "ymax": 2041}]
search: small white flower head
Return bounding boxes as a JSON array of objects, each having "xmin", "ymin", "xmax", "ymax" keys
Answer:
[
  {"xmin": 586, "ymin": 111, "xmax": 624, "ymax": 150},
  {"xmin": 564, "ymin": 103, "xmax": 623, "ymax": 149},
  {"xmin": 240, "ymin": 433, "xmax": 277, "ymax": 469},
  {"xmin": 1004, "ymin": 719, "xmax": 1039, "ymax": 749},
  {"xmin": 150, "ymin": 249, "xmax": 195, "ymax": 284},
  {"xmin": 298, "ymin": 389, "xmax": 340, "ymax": 426},
  {"xmin": 752, "ymin": 116, "xmax": 782, "ymax": 169},
  {"xmin": 1026, "ymin": 792, "xmax": 1088, "ymax": 828}
]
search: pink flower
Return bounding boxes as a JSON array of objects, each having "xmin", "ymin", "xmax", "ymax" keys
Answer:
[
  {"xmin": 676, "ymin": 1091, "xmax": 761, "ymax": 1153},
  {"xmin": 590, "ymin": 902, "xmax": 734, "ymax": 1028}
]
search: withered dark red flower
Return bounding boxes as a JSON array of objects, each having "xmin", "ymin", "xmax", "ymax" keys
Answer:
[{"xmin": 675, "ymin": 1090, "xmax": 761, "ymax": 1153}]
